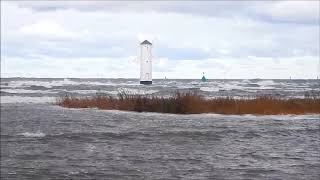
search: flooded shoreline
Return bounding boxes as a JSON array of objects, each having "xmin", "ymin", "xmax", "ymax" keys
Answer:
[
  {"xmin": 1, "ymin": 103, "xmax": 320, "ymax": 179},
  {"xmin": 1, "ymin": 78, "xmax": 319, "ymax": 179}
]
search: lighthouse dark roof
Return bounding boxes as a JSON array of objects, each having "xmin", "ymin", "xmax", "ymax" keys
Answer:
[{"xmin": 140, "ymin": 40, "xmax": 152, "ymax": 45}]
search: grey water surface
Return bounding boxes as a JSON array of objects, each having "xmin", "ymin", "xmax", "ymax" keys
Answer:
[{"xmin": 1, "ymin": 78, "xmax": 320, "ymax": 179}]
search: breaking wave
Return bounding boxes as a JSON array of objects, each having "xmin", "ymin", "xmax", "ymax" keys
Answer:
[
  {"xmin": 3, "ymin": 79, "xmax": 116, "ymax": 89},
  {"xmin": 1, "ymin": 96, "xmax": 56, "ymax": 104},
  {"xmin": 1, "ymin": 78, "xmax": 319, "ymax": 104},
  {"xmin": 1, "ymin": 89, "xmax": 55, "ymax": 94},
  {"xmin": 200, "ymin": 87, "xmax": 219, "ymax": 92},
  {"xmin": 19, "ymin": 131, "xmax": 46, "ymax": 137},
  {"xmin": 117, "ymin": 88, "xmax": 158, "ymax": 95},
  {"xmin": 257, "ymin": 80, "xmax": 275, "ymax": 86}
]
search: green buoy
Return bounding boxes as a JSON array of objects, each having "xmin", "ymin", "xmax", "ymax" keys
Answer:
[{"xmin": 201, "ymin": 72, "xmax": 207, "ymax": 82}]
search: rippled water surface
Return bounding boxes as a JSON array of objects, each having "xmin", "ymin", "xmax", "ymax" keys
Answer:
[{"xmin": 1, "ymin": 78, "xmax": 320, "ymax": 179}]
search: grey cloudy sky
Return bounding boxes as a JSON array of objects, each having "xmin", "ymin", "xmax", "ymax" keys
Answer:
[{"xmin": 1, "ymin": 1, "xmax": 319, "ymax": 78}]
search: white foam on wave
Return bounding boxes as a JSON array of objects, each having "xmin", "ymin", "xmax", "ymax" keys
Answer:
[
  {"xmin": 254, "ymin": 80, "xmax": 277, "ymax": 90},
  {"xmin": 7, "ymin": 79, "xmax": 79, "ymax": 88},
  {"xmin": 107, "ymin": 90, "xmax": 120, "ymax": 95},
  {"xmin": 65, "ymin": 89, "xmax": 98, "ymax": 94},
  {"xmin": 218, "ymin": 83, "xmax": 243, "ymax": 90},
  {"xmin": 19, "ymin": 131, "xmax": 46, "ymax": 137},
  {"xmin": 190, "ymin": 81, "xmax": 203, "ymax": 85},
  {"xmin": 1, "ymin": 89, "xmax": 56, "ymax": 94},
  {"xmin": 65, "ymin": 89, "xmax": 119, "ymax": 95},
  {"xmin": 238, "ymin": 114, "xmax": 320, "ymax": 120},
  {"xmin": 86, "ymin": 144, "xmax": 96, "ymax": 152},
  {"xmin": 257, "ymin": 80, "xmax": 275, "ymax": 86},
  {"xmin": 1, "ymin": 96, "xmax": 56, "ymax": 104},
  {"xmin": 117, "ymin": 88, "xmax": 158, "ymax": 95},
  {"xmin": 176, "ymin": 85, "xmax": 195, "ymax": 89},
  {"xmin": 214, "ymin": 80, "xmax": 277, "ymax": 91},
  {"xmin": 6, "ymin": 78, "xmax": 119, "ymax": 89},
  {"xmin": 63, "ymin": 88, "xmax": 158, "ymax": 95},
  {"xmin": 200, "ymin": 87, "xmax": 219, "ymax": 92},
  {"xmin": 241, "ymin": 79, "xmax": 252, "ymax": 83}
]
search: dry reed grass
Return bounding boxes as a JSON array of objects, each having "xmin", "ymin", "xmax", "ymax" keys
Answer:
[{"xmin": 57, "ymin": 91, "xmax": 320, "ymax": 115}]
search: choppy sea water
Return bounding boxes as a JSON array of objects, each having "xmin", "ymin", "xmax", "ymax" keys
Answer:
[
  {"xmin": 1, "ymin": 78, "xmax": 320, "ymax": 103},
  {"xmin": 1, "ymin": 78, "xmax": 320, "ymax": 179}
]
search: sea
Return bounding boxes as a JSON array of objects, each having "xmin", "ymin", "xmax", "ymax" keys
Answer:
[{"xmin": 1, "ymin": 78, "xmax": 320, "ymax": 179}]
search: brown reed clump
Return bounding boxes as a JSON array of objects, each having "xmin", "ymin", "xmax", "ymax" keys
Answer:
[{"xmin": 57, "ymin": 91, "xmax": 320, "ymax": 115}]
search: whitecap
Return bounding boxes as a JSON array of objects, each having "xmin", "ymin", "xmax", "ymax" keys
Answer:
[
  {"xmin": 117, "ymin": 88, "xmax": 158, "ymax": 95},
  {"xmin": 19, "ymin": 131, "xmax": 46, "ymax": 137},
  {"xmin": 257, "ymin": 80, "xmax": 275, "ymax": 86},
  {"xmin": 0, "ymin": 96, "xmax": 56, "ymax": 104},
  {"xmin": 7, "ymin": 79, "xmax": 80, "ymax": 88},
  {"xmin": 241, "ymin": 79, "xmax": 252, "ymax": 83},
  {"xmin": 86, "ymin": 144, "xmax": 96, "ymax": 152},
  {"xmin": 63, "ymin": 89, "xmax": 120, "ymax": 95},
  {"xmin": 1, "ymin": 89, "xmax": 55, "ymax": 94},
  {"xmin": 176, "ymin": 85, "xmax": 195, "ymax": 89},
  {"xmin": 218, "ymin": 83, "xmax": 243, "ymax": 90},
  {"xmin": 6, "ymin": 79, "xmax": 134, "ymax": 89},
  {"xmin": 200, "ymin": 87, "xmax": 219, "ymax": 92},
  {"xmin": 64, "ymin": 89, "xmax": 98, "ymax": 94}
]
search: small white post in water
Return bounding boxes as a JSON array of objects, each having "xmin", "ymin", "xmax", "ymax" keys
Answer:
[{"xmin": 140, "ymin": 40, "xmax": 152, "ymax": 84}]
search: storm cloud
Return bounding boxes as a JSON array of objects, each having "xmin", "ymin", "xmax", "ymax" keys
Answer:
[{"xmin": 1, "ymin": 1, "xmax": 319, "ymax": 78}]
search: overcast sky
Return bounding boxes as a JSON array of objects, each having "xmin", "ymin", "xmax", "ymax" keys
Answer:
[{"xmin": 1, "ymin": 1, "xmax": 319, "ymax": 79}]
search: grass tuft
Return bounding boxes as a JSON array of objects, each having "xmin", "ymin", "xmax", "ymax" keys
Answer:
[{"xmin": 57, "ymin": 91, "xmax": 320, "ymax": 115}]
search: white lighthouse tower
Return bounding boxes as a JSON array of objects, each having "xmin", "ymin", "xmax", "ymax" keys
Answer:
[{"xmin": 140, "ymin": 40, "xmax": 152, "ymax": 84}]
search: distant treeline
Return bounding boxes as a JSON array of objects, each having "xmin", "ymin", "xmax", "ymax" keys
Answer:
[{"xmin": 57, "ymin": 91, "xmax": 320, "ymax": 115}]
